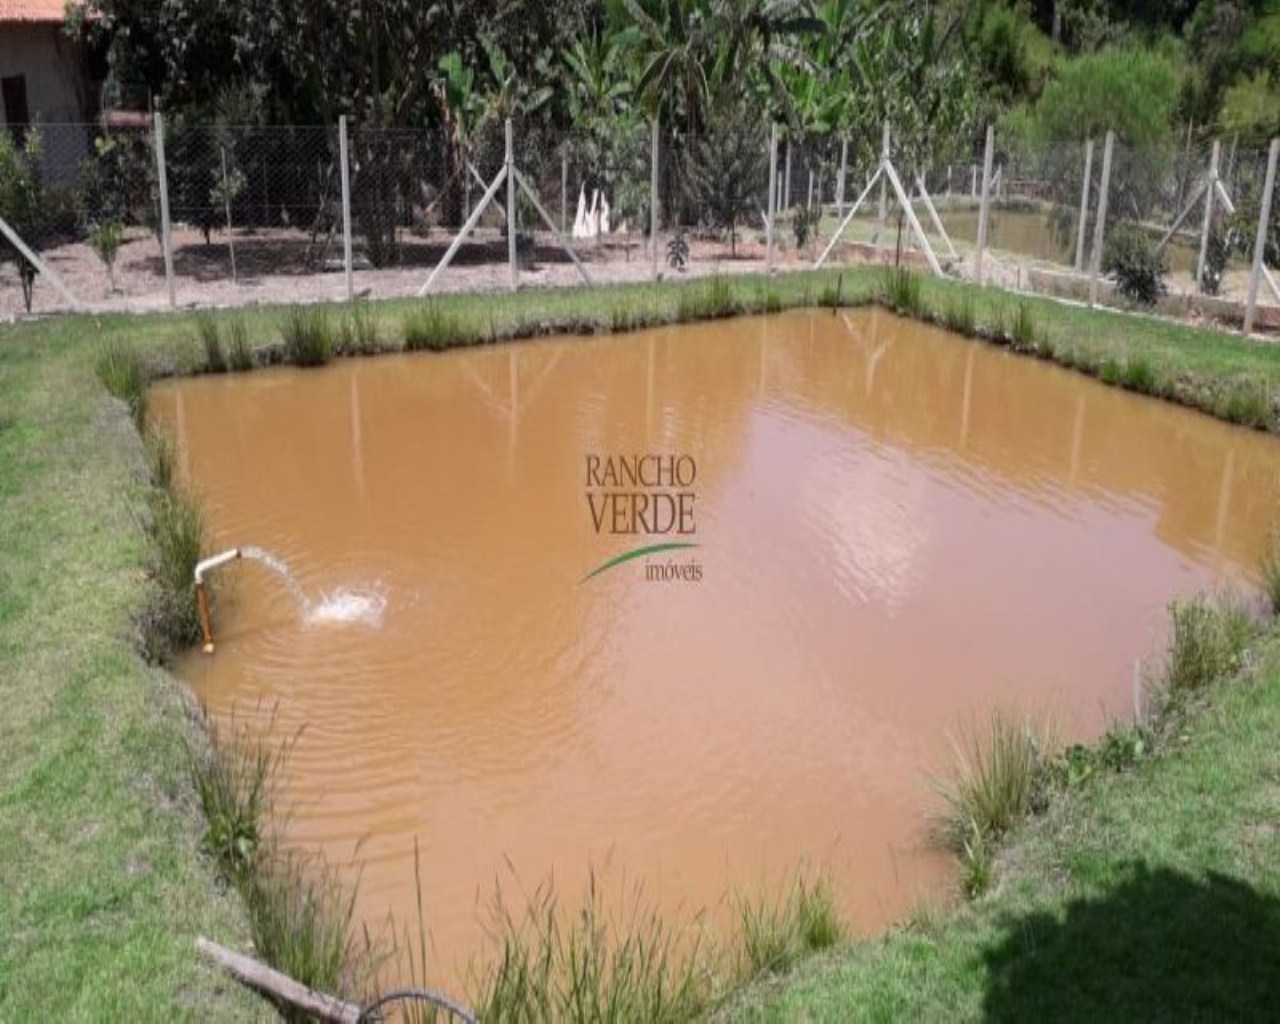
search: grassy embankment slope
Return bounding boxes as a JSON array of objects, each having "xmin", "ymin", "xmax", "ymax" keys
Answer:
[{"xmin": 1, "ymin": 267, "xmax": 1278, "ymax": 1020}]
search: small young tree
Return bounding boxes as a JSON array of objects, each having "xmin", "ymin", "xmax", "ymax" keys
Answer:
[
  {"xmin": 0, "ymin": 128, "xmax": 49, "ymax": 313},
  {"xmin": 1103, "ymin": 221, "xmax": 1168, "ymax": 306},
  {"xmin": 681, "ymin": 101, "xmax": 767, "ymax": 257},
  {"xmin": 90, "ymin": 220, "xmax": 124, "ymax": 292}
]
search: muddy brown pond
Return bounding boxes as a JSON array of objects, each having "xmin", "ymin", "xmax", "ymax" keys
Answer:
[{"xmin": 152, "ymin": 308, "xmax": 1280, "ymax": 982}]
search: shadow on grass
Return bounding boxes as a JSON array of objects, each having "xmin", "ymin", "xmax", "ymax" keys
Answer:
[{"xmin": 982, "ymin": 863, "xmax": 1280, "ymax": 1022}]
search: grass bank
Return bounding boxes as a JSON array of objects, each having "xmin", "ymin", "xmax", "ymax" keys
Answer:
[
  {"xmin": 725, "ymin": 603, "xmax": 1280, "ymax": 1022},
  {"xmin": 2, "ymin": 268, "xmax": 1278, "ymax": 1019}
]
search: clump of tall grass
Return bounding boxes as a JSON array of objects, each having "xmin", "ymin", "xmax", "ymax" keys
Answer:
[
  {"xmin": 1165, "ymin": 592, "xmax": 1253, "ymax": 694},
  {"xmin": 197, "ymin": 313, "xmax": 226, "ymax": 373},
  {"xmin": 341, "ymin": 301, "xmax": 381, "ymax": 355},
  {"xmin": 143, "ymin": 427, "xmax": 176, "ymax": 491},
  {"xmin": 404, "ymin": 301, "xmax": 464, "ymax": 352},
  {"xmin": 280, "ymin": 306, "xmax": 335, "ymax": 366},
  {"xmin": 933, "ymin": 709, "xmax": 1042, "ymax": 853},
  {"xmin": 818, "ymin": 274, "xmax": 845, "ymax": 309},
  {"xmin": 1010, "ymin": 303, "xmax": 1038, "ymax": 351},
  {"xmin": 143, "ymin": 487, "xmax": 205, "ymax": 657},
  {"xmin": 881, "ymin": 266, "xmax": 923, "ymax": 316},
  {"xmin": 188, "ymin": 714, "xmax": 279, "ymax": 880},
  {"xmin": 1219, "ymin": 382, "xmax": 1272, "ymax": 429},
  {"xmin": 1120, "ymin": 356, "xmax": 1156, "ymax": 394},
  {"xmin": 245, "ymin": 851, "xmax": 363, "ymax": 1008},
  {"xmin": 470, "ymin": 873, "xmax": 709, "ymax": 1024},
  {"xmin": 95, "ymin": 337, "xmax": 148, "ymax": 427},
  {"xmin": 1261, "ymin": 532, "xmax": 1280, "ymax": 617},
  {"xmin": 943, "ymin": 294, "xmax": 976, "ymax": 335},
  {"xmin": 676, "ymin": 274, "xmax": 736, "ymax": 322},
  {"xmin": 959, "ymin": 819, "xmax": 993, "ymax": 899},
  {"xmin": 735, "ymin": 874, "xmax": 843, "ymax": 981},
  {"xmin": 227, "ymin": 316, "xmax": 254, "ymax": 371}
]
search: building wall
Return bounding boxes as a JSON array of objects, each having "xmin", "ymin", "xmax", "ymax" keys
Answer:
[
  {"xmin": 0, "ymin": 23, "xmax": 94, "ymax": 180},
  {"xmin": 0, "ymin": 22, "xmax": 91, "ymax": 122}
]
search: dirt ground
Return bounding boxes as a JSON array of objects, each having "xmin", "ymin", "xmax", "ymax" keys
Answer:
[{"xmin": 2, "ymin": 219, "xmax": 1277, "ymax": 329}]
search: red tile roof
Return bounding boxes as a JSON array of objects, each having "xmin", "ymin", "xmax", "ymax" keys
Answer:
[{"xmin": 0, "ymin": 0, "xmax": 68, "ymax": 23}]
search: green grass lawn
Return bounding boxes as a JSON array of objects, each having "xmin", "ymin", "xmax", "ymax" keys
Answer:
[
  {"xmin": 723, "ymin": 629, "xmax": 1280, "ymax": 1022},
  {"xmin": 0, "ymin": 267, "xmax": 1277, "ymax": 1019}
]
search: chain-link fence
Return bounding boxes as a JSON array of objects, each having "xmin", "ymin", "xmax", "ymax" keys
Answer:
[{"xmin": 1, "ymin": 116, "xmax": 1277, "ymax": 332}]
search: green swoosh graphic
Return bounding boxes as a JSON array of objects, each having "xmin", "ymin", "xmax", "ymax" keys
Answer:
[{"xmin": 579, "ymin": 542, "xmax": 699, "ymax": 584}]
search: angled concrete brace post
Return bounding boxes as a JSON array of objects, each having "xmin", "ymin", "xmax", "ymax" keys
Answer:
[
  {"xmin": 783, "ymin": 135, "xmax": 792, "ymax": 214},
  {"xmin": 1087, "ymin": 130, "xmax": 1115, "ymax": 307},
  {"xmin": 975, "ymin": 124, "xmax": 995, "ymax": 284},
  {"xmin": 418, "ymin": 164, "xmax": 507, "ymax": 295},
  {"xmin": 815, "ymin": 166, "xmax": 883, "ymax": 269},
  {"xmin": 913, "ymin": 172, "xmax": 957, "ymax": 259},
  {"xmin": 1158, "ymin": 181, "xmax": 1207, "ymax": 252},
  {"xmin": 1196, "ymin": 139, "xmax": 1221, "ymax": 293},
  {"xmin": 512, "ymin": 168, "xmax": 592, "ymax": 286},
  {"xmin": 881, "ymin": 160, "xmax": 943, "ymax": 277},
  {"xmin": 1074, "ymin": 138, "xmax": 1093, "ymax": 272},
  {"xmin": 153, "ymin": 109, "xmax": 176, "ymax": 307},
  {"xmin": 338, "ymin": 116, "xmax": 353, "ymax": 301},
  {"xmin": 1244, "ymin": 137, "xmax": 1279, "ymax": 336},
  {"xmin": 506, "ymin": 119, "xmax": 517, "ymax": 292},
  {"xmin": 0, "ymin": 213, "xmax": 81, "ymax": 310},
  {"xmin": 766, "ymin": 124, "xmax": 778, "ymax": 274}
]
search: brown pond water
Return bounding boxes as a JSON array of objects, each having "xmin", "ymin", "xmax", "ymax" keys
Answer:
[{"xmin": 153, "ymin": 308, "xmax": 1280, "ymax": 982}]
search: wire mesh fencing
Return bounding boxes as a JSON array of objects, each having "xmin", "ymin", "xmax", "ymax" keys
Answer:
[{"xmin": 1, "ymin": 116, "xmax": 1277, "ymax": 330}]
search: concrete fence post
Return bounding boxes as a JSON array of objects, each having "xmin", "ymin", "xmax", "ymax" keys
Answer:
[
  {"xmin": 561, "ymin": 149, "xmax": 568, "ymax": 236},
  {"xmin": 1196, "ymin": 139, "xmax": 1221, "ymax": 293},
  {"xmin": 153, "ymin": 109, "xmax": 176, "ymax": 308},
  {"xmin": 837, "ymin": 137, "xmax": 848, "ymax": 219},
  {"xmin": 1074, "ymin": 137, "xmax": 1093, "ymax": 273},
  {"xmin": 1088, "ymin": 130, "xmax": 1115, "ymax": 307},
  {"xmin": 505, "ymin": 118, "xmax": 517, "ymax": 292},
  {"xmin": 783, "ymin": 136, "xmax": 792, "ymax": 215},
  {"xmin": 650, "ymin": 118, "xmax": 660, "ymax": 280},
  {"xmin": 875, "ymin": 122, "xmax": 890, "ymax": 249},
  {"xmin": 766, "ymin": 124, "xmax": 778, "ymax": 274},
  {"xmin": 338, "ymin": 115, "xmax": 354, "ymax": 301},
  {"xmin": 220, "ymin": 147, "xmax": 238, "ymax": 284},
  {"xmin": 1244, "ymin": 137, "xmax": 1279, "ymax": 336},
  {"xmin": 975, "ymin": 124, "xmax": 995, "ymax": 284}
]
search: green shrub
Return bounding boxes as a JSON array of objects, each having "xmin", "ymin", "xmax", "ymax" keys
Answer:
[
  {"xmin": 818, "ymin": 274, "xmax": 845, "ymax": 309},
  {"xmin": 196, "ymin": 313, "xmax": 226, "ymax": 373},
  {"xmin": 403, "ymin": 301, "xmax": 463, "ymax": 352},
  {"xmin": 143, "ymin": 428, "xmax": 176, "ymax": 491},
  {"xmin": 1099, "ymin": 357, "xmax": 1123, "ymax": 385},
  {"xmin": 227, "ymin": 316, "xmax": 253, "ymax": 371},
  {"xmin": 882, "ymin": 267, "xmax": 923, "ymax": 316},
  {"xmin": 959, "ymin": 819, "xmax": 993, "ymax": 899},
  {"xmin": 1103, "ymin": 222, "xmax": 1167, "ymax": 306},
  {"xmin": 934, "ymin": 709, "xmax": 1041, "ymax": 851},
  {"xmin": 1166, "ymin": 593, "xmax": 1253, "ymax": 694},
  {"xmin": 95, "ymin": 338, "xmax": 148, "ymax": 428},
  {"xmin": 280, "ymin": 306, "xmax": 334, "ymax": 366},
  {"xmin": 793, "ymin": 205, "xmax": 817, "ymax": 251}
]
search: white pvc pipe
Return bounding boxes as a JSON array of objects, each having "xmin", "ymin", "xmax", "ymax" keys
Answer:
[{"xmin": 195, "ymin": 548, "xmax": 242, "ymax": 584}]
